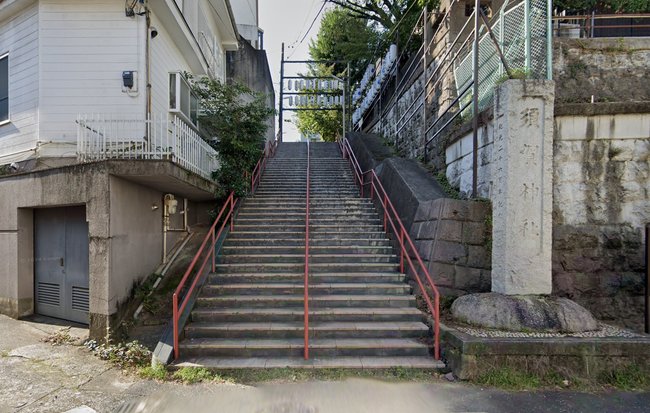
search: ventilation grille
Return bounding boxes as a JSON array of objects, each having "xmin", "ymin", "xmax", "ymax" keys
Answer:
[
  {"xmin": 37, "ymin": 282, "xmax": 60, "ymax": 307},
  {"xmin": 71, "ymin": 286, "xmax": 89, "ymax": 313}
]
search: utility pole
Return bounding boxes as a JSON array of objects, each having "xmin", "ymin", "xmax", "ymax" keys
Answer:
[
  {"xmin": 422, "ymin": 7, "xmax": 429, "ymax": 163},
  {"xmin": 279, "ymin": 42, "xmax": 285, "ymax": 143},
  {"xmin": 471, "ymin": 0, "xmax": 480, "ymax": 197}
]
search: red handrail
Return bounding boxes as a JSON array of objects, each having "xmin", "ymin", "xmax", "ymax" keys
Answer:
[
  {"xmin": 304, "ymin": 144, "xmax": 310, "ymax": 359},
  {"xmin": 251, "ymin": 140, "xmax": 278, "ymax": 193},
  {"xmin": 172, "ymin": 191, "xmax": 235, "ymax": 359},
  {"xmin": 340, "ymin": 138, "xmax": 441, "ymax": 360},
  {"xmin": 172, "ymin": 141, "xmax": 277, "ymax": 359}
]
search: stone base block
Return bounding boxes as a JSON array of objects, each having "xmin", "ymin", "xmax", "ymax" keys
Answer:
[{"xmin": 451, "ymin": 292, "xmax": 598, "ymax": 333}]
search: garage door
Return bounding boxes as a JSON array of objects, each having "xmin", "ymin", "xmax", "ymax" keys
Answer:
[{"xmin": 34, "ymin": 206, "xmax": 89, "ymax": 324}]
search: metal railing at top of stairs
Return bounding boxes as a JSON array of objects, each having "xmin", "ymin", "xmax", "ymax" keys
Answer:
[
  {"xmin": 338, "ymin": 138, "xmax": 441, "ymax": 360},
  {"xmin": 251, "ymin": 139, "xmax": 279, "ymax": 194},
  {"xmin": 304, "ymin": 142, "xmax": 310, "ymax": 359},
  {"xmin": 172, "ymin": 139, "xmax": 278, "ymax": 360}
]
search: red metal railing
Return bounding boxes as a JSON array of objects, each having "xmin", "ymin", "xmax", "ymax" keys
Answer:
[
  {"xmin": 304, "ymin": 144, "xmax": 310, "ymax": 359},
  {"xmin": 251, "ymin": 139, "xmax": 279, "ymax": 193},
  {"xmin": 339, "ymin": 138, "xmax": 441, "ymax": 360},
  {"xmin": 172, "ymin": 140, "xmax": 277, "ymax": 359},
  {"xmin": 172, "ymin": 191, "xmax": 235, "ymax": 359}
]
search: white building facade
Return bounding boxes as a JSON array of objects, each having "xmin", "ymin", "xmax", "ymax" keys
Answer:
[{"xmin": 0, "ymin": 0, "xmax": 239, "ymax": 338}]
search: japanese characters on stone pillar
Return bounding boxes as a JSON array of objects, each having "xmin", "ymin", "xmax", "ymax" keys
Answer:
[{"xmin": 491, "ymin": 80, "xmax": 555, "ymax": 295}]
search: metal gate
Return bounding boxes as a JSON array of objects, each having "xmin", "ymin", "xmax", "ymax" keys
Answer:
[{"xmin": 34, "ymin": 206, "xmax": 90, "ymax": 324}]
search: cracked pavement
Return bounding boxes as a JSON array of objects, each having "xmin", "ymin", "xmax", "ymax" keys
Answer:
[{"xmin": 1, "ymin": 315, "xmax": 650, "ymax": 413}]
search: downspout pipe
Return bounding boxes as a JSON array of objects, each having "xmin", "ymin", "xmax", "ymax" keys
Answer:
[{"xmin": 145, "ymin": 0, "xmax": 152, "ymax": 124}]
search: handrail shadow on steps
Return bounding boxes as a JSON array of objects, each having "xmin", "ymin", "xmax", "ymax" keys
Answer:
[
  {"xmin": 152, "ymin": 139, "xmax": 278, "ymax": 365},
  {"xmin": 337, "ymin": 138, "xmax": 441, "ymax": 360}
]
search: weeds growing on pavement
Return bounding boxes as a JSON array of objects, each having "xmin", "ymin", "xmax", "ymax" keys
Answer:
[
  {"xmin": 599, "ymin": 365, "xmax": 649, "ymax": 391},
  {"xmin": 84, "ymin": 339, "xmax": 151, "ymax": 369},
  {"xmin": 172, "ymin": 367, "xmax": 218, "ymax": 384},
  {"xmin": 138, "ymin": 363, "xmax": 169, "ymax": 381},
  {"xmin": 41, "ymin": 327, "xmax": 77, "ymax": 346},
  {"xmin": 212, "ymin": 368, "xmax": 439, "ymax": 384}
]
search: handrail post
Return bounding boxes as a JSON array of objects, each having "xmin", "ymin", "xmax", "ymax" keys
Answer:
[
  {"xmin": 211, "ymin": 228, "xmax": 216, "ymax": 273},
  {"xmin": 230, "ymin": 195, "xmax": 235, "ymax": 231},
  {"xmin": 304, "ymin": 143, "xmax": 310, "ymax": 360},
  {"xmin": 173, "ymin": 294, "xmax": 179, "ymax": 359},
  {"xmin": 434, "ymin": 293, "xmax": 440, "ymax": 360},
  {"xmin": 383, "ymin": 193, "xmax": 388, "ymax": 232},
  {"xmin": 400, "ymin": 228, "xmax": 405, "ymax": 274}
]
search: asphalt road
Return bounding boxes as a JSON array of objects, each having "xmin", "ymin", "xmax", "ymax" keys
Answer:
[
  {"xmin": 1, "ymin": 315, "xmax": 648, "ymax": 413},
  {"xmin": 115, "ymin": 379, "xmax": 650, "ymax": 413}
]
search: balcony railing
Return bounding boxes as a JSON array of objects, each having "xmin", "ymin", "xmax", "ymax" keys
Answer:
[{"xmin": 76, "ymin": 113, "xmax": 219, "ymax": 180}]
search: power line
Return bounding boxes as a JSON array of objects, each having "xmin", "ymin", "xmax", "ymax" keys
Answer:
[
  {"xmin": 291, "ymin": 0, "xmax": 320, "ymax": 46},
  {"xmin": 299, "ymin": 0, "xmax": 327, "ymax": 44},
  {"xmin": 287, "ymin": 0, "xmax": 327, "ymax": 59}
]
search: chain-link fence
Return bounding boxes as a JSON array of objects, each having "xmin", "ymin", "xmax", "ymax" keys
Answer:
[{"xmin": 454, "ymin": 0, "xmax": 551, "ymax": 114}]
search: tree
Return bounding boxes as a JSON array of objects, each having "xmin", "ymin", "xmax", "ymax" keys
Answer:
[
  {"xmin": 191, "ymin": 77, "xmax": 274, "ymax": 200},
  {"xmin": 324, "ymin": 1, "xmax": 437, "ymax": 73},
  {"xmin": 294, "ymin": 7, "xmax": 377, "ymax": 141},
  {"xmin": 326, "ymin": 0, "xmax": 428, "ymax": 29},
  {"xmin": 554, "ymin": 0, "xmax": 650, "ymax": 12},
  {"xmin": 309, "ymin": 7, "xmax": 379, "ymax": 83}
]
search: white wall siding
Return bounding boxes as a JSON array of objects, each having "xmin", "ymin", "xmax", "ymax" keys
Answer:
[
  {"xmin": 0, "ymin": 1, "xmax": 39, "ymax": 164},
  {"xmin": 38, "ymin": 0, "xmax": 145, "ymax": 157},
  {"xmin": 149, "ymin": 11, "xmax": 193, "ymax": 116}
]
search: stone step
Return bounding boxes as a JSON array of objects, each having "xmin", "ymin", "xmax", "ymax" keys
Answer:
[
  {"xmin": 214, "ymin": 262, "xmax": 400, "ymax": 273},
  {"xmin": 218, "ymin": 254, "xmax": 397, "ymax": 264},
  {"xmin": 221, "ymin": 245, "xmax": 394, "ymax": 255},
  {"xmin": 209, "ymin": 272, "xmax": 406, "ymax": 284},
  {"xmin": 236, "ymin": 211, "xmax": 379, "ymax": 218},
  {"xmin": 201, "ymin": 283, "xmax": 410, "ymax": 296},
  {"xmin": 174, "ymin": 356, "xmax": 445, "ymax": 370},
  {"xmin": 243, "ymin": 199, "xmax": 371, "ymax": 206},
  {"xmin": 238, "ymin": 206, "xmax": 376, "ymax": 214},
  {"xmin": 234, "ymin": 218, "xmax": 382, "ymax": 226},
  {"xmin": 184, "ymin": 321, "xmax": 429, "ymax": 339},
  {"xmin": 227, "ymin": 231, "xmax": 389, "ymax": 240},
  {"xmin": 179, "ymin": 338, "xmax": 430, "ymax": 358},
  {"xmin": 195, "ymin": 294, "xmax": 416, "ymax": 308},
  {"xmin": 223, "ymin": 238, "xmax": 391, "ymax": 247},
  {"xmin": 233, "ymin": 224, "xmax": 385, "ymax": 232},
  {"xmin": 191, "ymin": 307, "xmax": 422, "ymax": 323}
]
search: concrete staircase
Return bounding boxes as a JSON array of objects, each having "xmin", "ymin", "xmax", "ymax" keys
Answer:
[{"xmin": 177, "ymin": 142, "xmax": 442, "ymax": 369}]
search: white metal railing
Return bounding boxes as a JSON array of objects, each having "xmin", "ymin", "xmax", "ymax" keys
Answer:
[{"xmin": 76, "ymin": 113, "xmax": 219, "ymax": 180}]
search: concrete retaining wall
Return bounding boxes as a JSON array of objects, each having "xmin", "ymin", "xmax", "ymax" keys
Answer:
[
  {"xmin": 0, "ymin": 160, "xmax": 216, "ymax": 339},
  {"xmin": 553, "ymin": 108, "xmax": 650, "ymax": 331},
  {"xmin": 347, "ymin": 133, "xmax": 492, "ymax": 296}
]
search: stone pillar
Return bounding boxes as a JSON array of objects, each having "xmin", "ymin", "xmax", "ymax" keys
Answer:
[{"xmin": 491, "ymin": 79, "xmax": 555, "ymax": 295}]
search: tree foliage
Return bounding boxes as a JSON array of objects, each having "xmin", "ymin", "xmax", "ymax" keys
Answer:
[
  {"xmin": 309, "ymin": 7, "xmax": 379, "ymax": 83},
  {"xmin": 295, "ymin": 7, "xmax": 377, "ymax": 141},
  {"xmin": 191, "ymin": 77, "xmax": 274, "ymax": 200},
  {"xmin": 326, "ymin": 0, "xmax": 434, "ymax": 30},
  {"xmin": 554, "ymin": 0, "xmax": 650, "ymax": 12}
]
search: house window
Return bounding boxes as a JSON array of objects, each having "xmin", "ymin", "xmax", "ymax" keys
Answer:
[
  {"xmin": 169, "ymin": 72, "xmax": 199, "ymax": 126},
  {"xmin": 0, "ymin": 55, "xmax": 8, "ymax": 123}
]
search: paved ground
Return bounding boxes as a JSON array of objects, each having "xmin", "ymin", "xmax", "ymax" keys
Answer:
[{"xmin": 1, "ymin": 315, "xmax": 649, "ymax": 413}]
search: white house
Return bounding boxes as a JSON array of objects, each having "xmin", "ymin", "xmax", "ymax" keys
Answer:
[
  {"xmin": 229, "ymin": 0, "xmax": 262, "ymax": 49},
  {"xmin": 0, "ymin": 0, "xmax": 239, "ymax": 339}
]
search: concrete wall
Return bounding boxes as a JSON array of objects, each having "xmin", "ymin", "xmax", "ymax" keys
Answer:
[
  {"xmin": 553, "ymin": 107, "xmax": 650, "ymax": 331},
  {"xmin": 347, "ymin": 132, "xmax": 492, "ymax": 297},
  {"xmin": 445, "ymin": 115, "xmax": 494, "ymax": 199},
  {"xmin": 226, "ymin": 37, "xmax": 276, "ymax": 142},
  {"xmin": 553, "ymin": 37, "xmax": 650, "ymax": 105},
  {"xmin": 0, "ymin": 160, "xmax": 214, "ymax": 339},
  {"xmin": 443, "ymin": 92, "xmax": 649, "ymax": 327}
]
